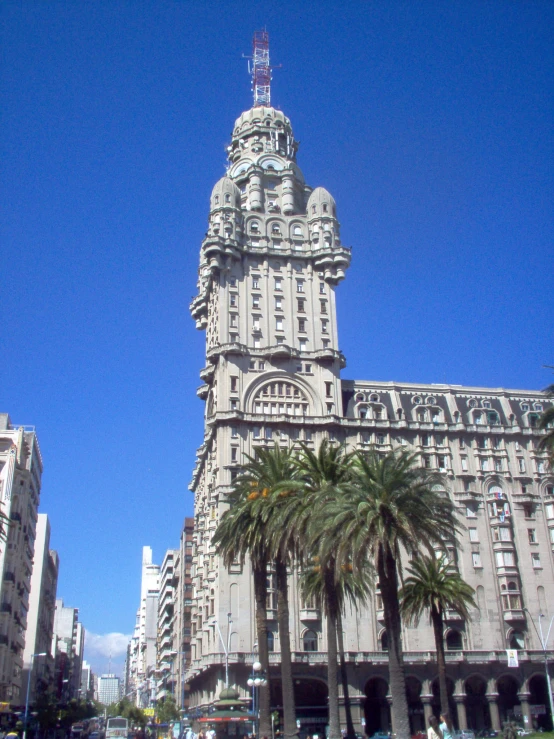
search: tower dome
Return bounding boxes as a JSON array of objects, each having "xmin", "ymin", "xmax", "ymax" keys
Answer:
[
  {"xmin": 307, "ymin": 186, "xmax": 336, "ymax": 219},
  {"xmin": 232, "ymin": 106, "xmax": 293, "ymax": 138},
  {"xmin": 210, "ymin": 176, "xmax": 241, "ymax": 211}
]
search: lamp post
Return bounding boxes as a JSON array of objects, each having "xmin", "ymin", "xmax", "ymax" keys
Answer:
[
  {"xmin": 524, "ymin": 608, "xmax": 554, "ymax": 728},
  {"xmin": 211, "ymin": 613, "xmax": 232, "ymax": 688},
  {"xmin": 23, "ymin": 652, "xmax": 47, "ymax": 739},
  {"xmin": 247, "ymin": 644, "xmax": 267, "ymax": 738}
]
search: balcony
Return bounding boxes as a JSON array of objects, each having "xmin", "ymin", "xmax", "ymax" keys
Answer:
[
  {"xmin": 299, "ymin": 608, "xmax": 321, "ymax": 621},
  {"xmin": 503, "ymin": 609, "xmax": 525, "ymax": 622}
]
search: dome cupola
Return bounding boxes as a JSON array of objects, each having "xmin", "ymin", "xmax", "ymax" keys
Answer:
[
  {"xmin": 307, "ymin": 187, "xmax": 336, "ymax": 219},
  {"xmin": 210, "ymin": 176, "xmax": 241, "ymax": 211}
]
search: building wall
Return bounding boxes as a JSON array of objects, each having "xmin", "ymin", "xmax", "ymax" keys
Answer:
[
  {"xmin": 183, "ymin": 104, "xmax": 554, "ymax": 732},
  {"xmin": 22, "ymin": 514, "xmax": 58, "ymax": 702},
  {"xmin": 0, "ymin": 414, "xmax": 43, "ymax": 704}
]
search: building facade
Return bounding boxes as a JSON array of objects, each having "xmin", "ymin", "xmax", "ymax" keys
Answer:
[
  {"xmin": 52, "ymin": 599, "xmax": 84, "ymax": 701},
  {"xmin": 97, "ymin": 673, "xmax": 121, "ymax": 705},
  {"xmin": 23, "ymin": 514, "xmax": 59, "ymax": 703},
  {"xmin": 0, "ymin": 414, "xmax": 43, "ymax": 704},
  {"xmin": 183, "ymin": 93, "xmax": 554, "ymax": 735},
  {"xmin": 127, "ymin": 546, "xmax": 160, "ymax": 706}
]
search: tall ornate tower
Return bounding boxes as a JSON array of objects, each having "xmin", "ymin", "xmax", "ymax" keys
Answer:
[{"xmin": 187, "ymin": 32, "xmax": 351, "ymax": 704}]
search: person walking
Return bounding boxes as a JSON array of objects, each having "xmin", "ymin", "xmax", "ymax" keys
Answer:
[
  {"xmin": 427, "ymin": 716, "xmax": 443, "ymax": 739},
  {"xmin": 439, "ymin": 713, "xmax": 453, "ymax": 739}
]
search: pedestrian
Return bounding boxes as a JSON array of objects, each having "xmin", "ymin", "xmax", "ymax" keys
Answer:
[
  {"xmin": 427, "ymin": 716, "xmax": 442, "ymax": 739},
  {"xmin": 439, "ymin": 713, "xmax": 453, "ymax": 739}
]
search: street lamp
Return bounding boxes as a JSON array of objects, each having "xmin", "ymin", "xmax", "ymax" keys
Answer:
[
  {"xmin": 167, "ymin": 651, "xmax": 189, "ymax": 712},
  {"xmin": 23, "ymin": 652, "xmax": 47, "ymax": 739},
  {"xmin": 524, "ymin": 608, "xmax": 554, "ymax": 728},
  {"xmin": 210, "ymin": 613, "xmax": 232, "ymax": 688},
  {"xmin": 247, "ymin": 645, "xmax": 267, "ymax": 737}
]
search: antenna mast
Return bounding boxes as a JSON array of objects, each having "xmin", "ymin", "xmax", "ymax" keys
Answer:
[{"xmin": 252, "ymin": 30, "xmax": 271, "ymax": 107}]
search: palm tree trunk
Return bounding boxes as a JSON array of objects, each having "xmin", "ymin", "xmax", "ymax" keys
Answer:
[
  {"xmin": 254, "ymin": 562, "xmax": 272, "ymax": 738},
  {"xmin": 431, "ymin": 606, "xmax": 448, "ymax": 717},
  {"xmin": 378, "ymin": 544, "xmax": 410, "ymax": 739},
  {"xmin": 337, "ymin": 610, "xmax": 356, "ymax": 739},
  {"xmin": 325, "ymin": 566, "xmax": 342, "ymax": 739},
  {"xmin": 276, "ymin": 555, "xmax": 299, "ymax": 739}
]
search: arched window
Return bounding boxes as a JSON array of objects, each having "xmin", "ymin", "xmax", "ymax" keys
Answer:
[
  {"xmin": 509, "ymin": 631, "xmax": 525, "ymax": 649},
  {"xmin": 380, "ymin": 631, "xmax": 389, "ymax": 652},
  {"xmin": 293, "ymin": 225, "xmax": 303, "ymax": 236},
  {"xmin": 267, "ymin": 631, "xmax": 275, "ymax": 652},
  {"xmin": 225, "ymin": 193, "xmax": 231, "ymax": 203},
  {"xmin": 446, "ymin": 630, "xmax": 463, "ymax": 651},
  {"xmin": 303, "ymin": 630, "xmax": 318, "ymax": 652},
  {"xmin": 253, "ymin": 381, "xmax": 310, "ymax": 416}
]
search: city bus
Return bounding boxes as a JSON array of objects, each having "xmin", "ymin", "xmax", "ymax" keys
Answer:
[{"xmin": 105, "ymin": 717, "xmax": 129, "ymax": 739}]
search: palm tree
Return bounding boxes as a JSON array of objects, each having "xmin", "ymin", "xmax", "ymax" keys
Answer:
[
  {"xmin": 243, "ymin": 444, "xmax": 302, "ymax": 739},
  {"xmin": 399, "ymin": 553, "xmax": 477, "ymax": 717},
  {"xmin": 323, "ymin": 448, "xmax": 458, "ymax": 739},
  {"xmin": 300, "ymin": 556, "xmax": 372, "ymax": 739},
  {"xmin": 212, "ymin": 468, "xmax": 272, "ymax": 737},
  {"xmin": 539, "ymin": 383, "xmax": 554, "ymax": 467},
  {"xmin": 294, "ymin": 441, "xmax": 357, "ymax": 739}
]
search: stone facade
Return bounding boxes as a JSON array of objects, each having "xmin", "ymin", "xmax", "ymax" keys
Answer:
[
  {"xmin": 0, "ymin": 414, "xmax": 43, "ymax": 704},
  {"xmin": 185, "ymin": 105, "xmax": 554, "ymax": 733}
]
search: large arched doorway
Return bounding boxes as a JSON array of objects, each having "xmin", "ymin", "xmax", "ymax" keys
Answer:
[
  {"xmin": 431, "ymin": 676, "xmax": 456, "ymax": 727},
  {"xmin": 363, "ymin": 677, "xmax": 390, "ymax": 736},
  {"xmin": 465, "ymin": 675, "xmax": 490, "ymax": 731},
  {"xmin": 406, "ymin": 676, "xmax": 424, "ymax": 733},
  {"xmin": 292, "ymin": 678, "xmax": 329, "ymax": 738},
  {"xmin": 497, "ymin": 675, "xmax": 520, "ymax": 724},
  {"xmin": 529, "ymin": 674, "xmax": 553, "ymax": 731}
]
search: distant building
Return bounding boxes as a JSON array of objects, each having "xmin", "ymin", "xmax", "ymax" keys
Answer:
[
  {"xmin": 81, "ymin": 659, "xmax": 92, "ymax": 700},
  {"xmin": 173, "ymin": 518, "xmax": 194, "ymax": 711},
  {"xmin": 127, "ymin": 547, "xmax": 159, "ymax": 706},
  {"xmin": 52, "ymin": 600, "xmax": 84, "ymax": 700},
  {"xmin": 0, "ymin": 413, "xmax": 43, "ymax": 704},
  {"xmin": 22, "ymin": 514, "xmax": 59, "ymax": 703},
  {"xmin": 156, "ymin": 549, "xmax": 178, "ymax": 704},
  {"xmin": 97, "ymin": 673, "xmax": 120, "ymax": 705}
]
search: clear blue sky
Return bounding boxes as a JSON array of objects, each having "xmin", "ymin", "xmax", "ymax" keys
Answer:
[{"xmin": 2, "ymin": 1, "xmax": 552, "ymax": 675}]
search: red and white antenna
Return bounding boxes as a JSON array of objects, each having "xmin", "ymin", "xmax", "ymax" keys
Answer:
[{"xmin": 250, "ymin": 30, "xmax": 271, "ymax": 107}]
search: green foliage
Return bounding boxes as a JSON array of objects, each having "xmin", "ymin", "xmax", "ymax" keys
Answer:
[
  {"xmin": 156, "ymin": 695, "xmax": 179, "ymax": 723},
  {"xmin": 106, "ymin": 698, "xmax": 146, "ymax": 727}
]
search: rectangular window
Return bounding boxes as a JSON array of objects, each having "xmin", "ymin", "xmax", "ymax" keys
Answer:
[
  {"xmin": 322, "ymin": 338, "xmax": 330, "ymax": 348},
  {"xmin": 495, "ymin": 551, "xmax": 514, "ymax": 567},
  {"xmin": 299, "ymin": 339, "xmax": 308, "ymax": 350},
  {"xmin": 259, "ymin": 361, "xmax": 265, "ymax": 370},
  {"xmin": 265, "ymin": 427, "xmax": 273, "ymax": 440},
  {"xmin": 231, "ymin": 427, "xmax": 238, "ymax": 438},
  {"xmin": 249, "ymin": 360, "xmax": 256, "ymax": 370},
  {"xmin": 466, "ymin": 505, "xmax": 477, "ymax": 518},
  {"xmin": 461, "ymin": 456, "xmax": 468, "ymax": 471},
  {"xmin": 253, "ymin": 338, "xmax": 261, "ymax": 348},
  {"xmin": 305, "ymin": 429, "xmax": 313, "ymax": 441},
  {"xmin": 320, "ymin": 299, "xmax": 328, "ymax": 313},
  {"xmin": 459, "ymin": 438, "xmax": 465, "ymax": 449},
  {"xmin": 297, "ymin": 298, "xmax": 306, "ymax": 312},
  {"xmin": 546, "ymin": 503, "xmax": 554, "ymax": 519},
  {"xmin": 423, "ymin": 455, "xmax": 431, "ymax": 469},
  {"xmin": 230, "ymin": 294, "xmax": 237, "ymax": 307},
  {"xmin": 230, "ymin": 376, "xmax": 238, "ymax": 392},
  {"xmin": 253, "ymin": 427, "xmax": 261, "ymax": 439},
  {"xmin": 469, "ymin": 528, "xmax": 479, "ymax": 542},
  {"xmin": 495, "ymin": 459, "xmax": 503, "ymax": 472},
  {"xmin": 252, "ymin": 296, "xmax": 260, "ymax": 309},
  {"xmin": 537, "ymin": 460, "xmax": 545, "ymax": 473},
  {"xmin": 274, "ymin": 277, "xmax": 282, "ymax": 291},
  {"xmin": 325, "ymin": 382, "xmax": 332, "ymax": 397},
  {"xmin": 305, "ymin": 363, "xmax": 312, "ymax": 373},
  {"xmin": 493, "ymin": 436, "xmax": 502, "ymax": 449},
  {"xmin": 230, "ymin": 314, "xmax": 238, "ymax": 327},
  {"xmin": 296, "ymin": 279, "xmax": 305, "ymax": 293},
  {"xmin": 321, "ymin": 319, "xmax": 328, "ymax": 333},
  {"xmin": 230, "ymin": 399, "xmax": 238, "ymax": 409},
  {"xmin": 231, "ymin": 447, "xmax": 238, "ymax": 462},
  {"xmin": 472, "ymin": 552, "xmax": 482, "ymax": 568},
  {"xmin": 528, "ymin": 529, "xmax": 536, "ymax": 543},
  {"xmin": 275, "ymin": 297, "xmax": 283, "ymax": 310},
  {"xmin": 319, "ymin": 281, "xmax": 325, "ymax": 294},
  {"xmin": 478, "ymin": 437, "xmax": 488, "ymax": 449},
  {"xmin": 252, "ymin": 316, "xmax": 261, "ymax": 330},
  {"xmin": 532, "ymin": 553, "xmax": 541, "ymax": 568},
  {"xmin": 518, "ymin": 458, "xmax": 526, "ymax": 473},
  {"xmin": 549, "ymin": 527, "xmax": 554, "ymax": 544},
  {"xmin": 229, "ymin": 277, "xmax": 237, "ymax": 287},
  {"xmin": 252, "ymin": 276, "xmax": 260, "ymax": 289},
  {"xmin": 276, "ymin": 317, "xmax": 284, "ymax": 331},
  {"xmin": 481, "ymin": 458, "xmax": 490, "ymax": 472},
  {"xmin": 439, "ymin": 455, "xmax": 447, "ymax": 470},
  {"xmin": 276, "ymin": 336, "xmax": 284, "ymax": 344}
]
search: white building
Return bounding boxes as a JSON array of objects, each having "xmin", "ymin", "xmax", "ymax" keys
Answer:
[
  {"xmin": 98, "ymin": 673, "xmax": 120, "ymax": 705},
  {"xmin": 0, "ymin": 414, "xmax": 43, "ymax": 704},
  {"xmin": 53, "ymin": 599, "xmax": 84, "ymax": 700},
  {"xmin": 23, "ymin": 514, "xmax": 58, "ymax": 703},
  {"xmin": 184, "ymin": 58, "xmax": 554, "ymax": 735}
]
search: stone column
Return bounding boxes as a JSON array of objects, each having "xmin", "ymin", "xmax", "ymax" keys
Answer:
[
  {"xmin": 421, "ymin": 694, "xmax": 434, "ymax": 725},
  {"xmin": 454, "ymin": 695, "xmax": 467, "ymax": 730},
  {"xmin": 518, "ymin": 692, "xmax": 532, "ymax": 730},
  {"xmin": 486, "ymin": 694, "xmax": 501, "ymax": 732}
]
